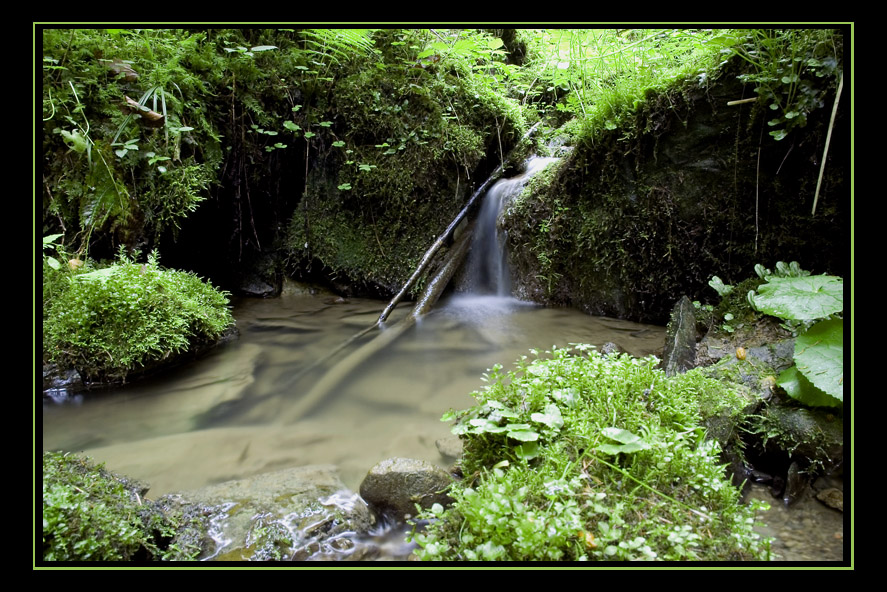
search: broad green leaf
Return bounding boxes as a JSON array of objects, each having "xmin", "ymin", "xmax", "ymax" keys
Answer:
[
  {"xmin": 61, "ymin": 129, "xmax": 88, "ymax": 153},
  {"xmin": 43, "ymin": 233, "xmax": 64, "ymax": 246},
  {"xmin": 531, "ymin": 403, "xmax": 564, "ymax": 429},
  {"xmin": 507, "ymin": 430, "xmax": 540, "ymax": 442},
  {"xmin": 74, "ymin": 268, "xmax": 117, "ymax": 282},
  {"xmin": 600, "ymin": 427, "xmax": 642, "ymax": 444},
  {"xmin": 514, "ymin": 441, "xmax": 540, "ymax": 460},
  {"xmin": 708, "ymin": 275, "xmax": 733, "ymax": 297},
  {"xmin": 598, "ymin": 441, "xmax": 649, "ymax": 455},
  {"xmin": 506, "ymin": 424, "xmax": 540, "ymax": 441},
  {"xmin": 777, "ymin": 365, "xmax": 841, "ymax": 408},
  {"xmin": 794, "ymin": 319, "xmax": 843, "ymax": 401},
  {"xmin": 250, "ymin": 45, "xmax": 278, "ymax": 52},
  {"xmin": 750, "ymin": 275, "xmax": 843, "ymax": 320},
  {"xmin": 598, "ymin": 427, "xmax": 651, "ymax": 454}
]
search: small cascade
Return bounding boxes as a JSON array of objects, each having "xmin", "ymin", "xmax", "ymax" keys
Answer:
[{"xmin": 462, "ymin": 156, "xmax": 558, "ymax": 297}]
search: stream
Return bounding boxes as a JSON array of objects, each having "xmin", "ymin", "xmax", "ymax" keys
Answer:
[
  {"xmin": 41, "ymin": 291, "xmax": 843, "ymax": 562},
  {"xmin": 42, "ymin": 291, "xmax": 666, "ymax": 495}
]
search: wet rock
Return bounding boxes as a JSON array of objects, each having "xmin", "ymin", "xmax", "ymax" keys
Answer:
[
  {"xmin": 600, "ymin": 341, "xmax": 626, "ymax": 356},
  {"xmin": 359, "ymin": 457, "xmax": 455, "ymax": 521},
  {"xmin": 816, "ymin": 488, "xmax": 843, "ymax": 512},
  {"xmin": 42, "ymin": 364, "xmax": 84, "ymax": 401},
  {"xmin": 661, "ymin": 296, "xmax": 697, "ymax": 376},
  {"xmin": 783, "ymin": 461, "xmax": 809, "ymax": 505},
  {"xmin": 184, "ymin": 465, "xmax": 375, "ymax": 561},
  {"xmin": 435, "ymin": 436, "xmax": 463, "ymax": 461},
  {"xmin": 240, "ymin": 278, "xmax": 278, "ymax": 298},
  {"xmin": 695, "ymin": 318, "xmax": 793, "ymax": 368},
  {"xmin": 758, "ymin": 406, "xmax": 843, "ymax": 470}
]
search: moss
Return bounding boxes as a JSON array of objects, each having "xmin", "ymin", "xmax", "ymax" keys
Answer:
[
  {"xmin": 42, "ymin": 452, "xmax": 212, "ymax": 561},
  {"xmin": 504, "ymin": 49, "xmax": 847, "ymax": 323},
  {"xmin": 282, "ymin": 30, "xmax": 526, "ymax": 294},
  {"xmin": 43, "ymin": 250, "xmax": 234, "ymax": 384}
]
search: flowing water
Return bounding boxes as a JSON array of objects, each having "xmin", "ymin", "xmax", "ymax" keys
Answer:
[
  {"xmin": 41, "ymin": 291, "xmax": 666, "ymax": 495},
  {"xmin": 463, "ymin": 157, "xmax": 558, "ymax": 296}
]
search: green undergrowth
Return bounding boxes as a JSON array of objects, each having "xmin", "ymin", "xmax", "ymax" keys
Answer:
[
  {"xmin": 284, "ymin": 29, "xmax": 527, "ymax": 293},
  {"xmin": 410, "ymin": 345, "xmax": 771, "ymax": 561},
  {"xmin": 43, "ymin": 248, "xmax": 234, "ymax": 384},
  {"xmin": 42, "ymin": 451, "xmax": 210, "ymax": 561}
]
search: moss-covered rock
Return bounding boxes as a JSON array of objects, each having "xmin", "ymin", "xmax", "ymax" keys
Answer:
[
  {"xmin": 504, "ymin": 51, "xmax": 847, "ymax": 324},
  {"xmin": 42, "ymin": 452, "xmax": 214, "ymax": 561},
  {"xmin": 42, "ymin": 251, "xmax": 235, "ymax": 387}
]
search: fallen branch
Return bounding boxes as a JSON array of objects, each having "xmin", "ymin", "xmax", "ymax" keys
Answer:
[{"xmin": 377, "ymin": 122, "xmax": 540, "ymax": 324}]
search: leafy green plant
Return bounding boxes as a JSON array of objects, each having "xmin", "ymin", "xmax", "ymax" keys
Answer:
[
  {"xmin": 731, "ymin": 29, "xmax": 841, "ymax": 141},
  {"xmin": 42, "ymin": 233, "xmax": 66, "ymax": 271},
  {"xmin": 43, "ymin": 249, "xmax": 234, "ymax": 383},
  {"xmin": 412, "ymin": 345, "xmax": 771, "ymax": 562},
  {"xmin": 747, "ymin": 271, "xmax": 843, "ymax": 408}
]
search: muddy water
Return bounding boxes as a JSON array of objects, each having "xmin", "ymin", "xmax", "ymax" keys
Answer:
[{"xmin": 42, "ymin": 291, "xmax": 666, "ymax": 495}]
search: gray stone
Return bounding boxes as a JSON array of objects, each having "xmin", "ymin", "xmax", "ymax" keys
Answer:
[
  {"xmin": 360, "ymin": 457, "xmax": 455, "ymax": 521},
  {"xmin": 662, "ymin": 296, "xmax": 697, "ymax": 376},
  {"xmin": 783, "ymin": 461, "xmax": 809, "ymax": 505},
  {"xmin": 816, "ymin": 488, "xmax": 843, "ymax": 512}
]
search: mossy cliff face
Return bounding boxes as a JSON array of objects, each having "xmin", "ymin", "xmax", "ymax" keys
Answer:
[
  {"xmin": 284, "ymin": 41, "xmax": 525, "ymax": 296},
  {"xmin": 505, "ymin": 58, "xmax": 847, "ymax": 324}
]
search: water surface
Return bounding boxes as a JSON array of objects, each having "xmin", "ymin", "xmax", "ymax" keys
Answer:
[{"xmin": 42, "ymin": 291, "xmax": 665, "ymax": 495}]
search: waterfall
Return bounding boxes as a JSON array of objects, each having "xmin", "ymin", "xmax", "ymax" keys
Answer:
[{"xmin": 462, "ymin": 156, "xmax": 559, "ymax": 298}]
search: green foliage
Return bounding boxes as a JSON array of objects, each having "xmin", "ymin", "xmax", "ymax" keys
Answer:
[
  {"xmin": 744, "ymin": 264, "xmax": 843, "ymax": 408},
  {"xmin": 281, "ymin": 28, "xmax": 526, "ymax": 290},
  {"xmin": 42, "ymin": 451, "xmax": 207, "ymax": 561},
  {"xmin": 43, "ymin": 250, "xmax": 233, "ymax": 383},
  {"xmin": 42, "ymin": 28, "xmax": 224, "ymax": 254},
  {"xmin": 42, "ymin": 233, "xmax": 65, "ymax": 271},
  {"xmin": 731, "ymin": 29, "xmax": 842, "ymax": 140},
  {"xmin": 749, "ymin": 275, "xmax": 843, "ymax": 321},
  {"xmin": 412, "ymin": 345, "xmax": 771, "ymax": 562},
  {"xmin": 523, "ymin": 29, "xmax": 730, "ymax": 134}
]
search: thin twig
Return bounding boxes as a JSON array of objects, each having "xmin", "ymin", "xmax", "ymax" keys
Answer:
[
  {"xmin": 755, "ymin": 125, "xmax": 762, "ymax": 254},
  {"xmin": 812, "ymin": 73, "xmax": 843, "ymax": 216}
]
